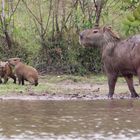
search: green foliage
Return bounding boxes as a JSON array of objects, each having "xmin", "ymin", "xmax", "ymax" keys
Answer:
[
  {"xmin": 122, "ymin": 3, "xmax": 140, "ymax": 35},
  {"xmin": 120, "ymin": 0, "xmax": 139, "ymax": 34},
  {"xmin": 127, "ymin": 14, "xmax": 135, "ymax": 22},
  {"xmin": 133, "ymin": 9, "xmax": 140, "ymax": 20},
  {"xmin": 34, "ymin": 31, "xmax": 101, "ymax": 75}
]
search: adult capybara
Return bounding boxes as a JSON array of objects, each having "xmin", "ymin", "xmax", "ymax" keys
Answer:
[
  {"xmin": 79, "ymin": 26, "xmax": 140, "ymax": 98},
  {"xmin": 0, "ymin": 61, "xmax": 16, "ymax": 84},
  {"xmin": 8, "ymin": 58, "xmax": 38, "ymax": 86}
]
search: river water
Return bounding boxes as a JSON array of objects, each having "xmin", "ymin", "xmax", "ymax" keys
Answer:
[{"xmin": 0, "ymin": 99, "xmax": 140, "ymax": 140}]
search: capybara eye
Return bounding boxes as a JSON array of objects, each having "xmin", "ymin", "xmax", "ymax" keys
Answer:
[{"xmin": 93, "ymin": 30, "xmax": 98, "ymax": 33}]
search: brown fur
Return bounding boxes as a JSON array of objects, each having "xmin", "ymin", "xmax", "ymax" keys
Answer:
[
  {"xmin": 8, "ymin": 58, "xmax": 38, "ymax": 86},
  {"xmin": 79, "ymin": 26, "xmax": 140, "ymax": 98},
  {"xmin": 0, "ymin": 61, "xmax": 16, "ymax": 84}
]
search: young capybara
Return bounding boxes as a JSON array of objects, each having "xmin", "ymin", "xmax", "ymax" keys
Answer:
[
  {"xmin": 79, "ymin": 26, "xmax": 140, "ymax": 98},
  {"xmin": 0, "ymin": 61, "xmax": 16, "ymax": 84},
  {"xmin": 8, "ymin": 58, "xmax": 38, "ymax": 86}
]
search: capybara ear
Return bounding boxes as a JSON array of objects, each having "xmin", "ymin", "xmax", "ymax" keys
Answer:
[
  {"xmin": 18, "ymin": 58, "xmax": 21, "ymax": 61},
  {"xmin": 103, "ymin": 26, "xmax": 107, "ymax": 32},
  {"xmin": 5, "ymin": 61, "xmax": 9, "ymax": 66},
  {"xmin": 15, "ymin": 57, "xmax": 21, "ymax": 62},
  {"xmin": 103, "ymin": 26, "xmax": 112, "ymax": 32},
  {"xmin": 14, "ymin": 57, "xmax": 21, "ymax": 62},
  {"xmin": 0, "ymin": 61, "xmax": 7, "ymax": 67},
  {"xmin": 108, "ymin": 26, "xmax": 112, "ymax": 30}
]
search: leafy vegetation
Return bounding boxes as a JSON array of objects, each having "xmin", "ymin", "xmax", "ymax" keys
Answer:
[{"xmin": 122, "ymin": 0, "xmax": 140, "ymax": 35}]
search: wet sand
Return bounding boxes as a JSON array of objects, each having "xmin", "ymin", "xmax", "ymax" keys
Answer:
[
  {"xmin": 0, "ymin": 91, "xmax": 137, "ymax": 101},
  {"xmin": 0, "ymin": 75, "xmax": 140, "ymax": 100}
]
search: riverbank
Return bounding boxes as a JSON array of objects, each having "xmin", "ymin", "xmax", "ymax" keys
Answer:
[{"xmin": 0, "ymin": 74, "xmax": 139, "ymax": 100}]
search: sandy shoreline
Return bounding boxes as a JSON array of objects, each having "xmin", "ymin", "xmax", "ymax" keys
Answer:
[
  {"xmin": 0, "ymin": 75, "xmax": 139, "ymax": 101},
  {"xmin": 0, "ymin": 93, "xmax": 136, "ymax": 101}
]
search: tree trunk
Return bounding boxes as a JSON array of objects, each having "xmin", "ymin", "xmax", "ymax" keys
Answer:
[
  {"xmin": 1, "ymin": 0, "xmax": 12, "ymax": 49},
  {"xmin": 94, "ymin": 0, "xmax": 105, "ymax": 27}
]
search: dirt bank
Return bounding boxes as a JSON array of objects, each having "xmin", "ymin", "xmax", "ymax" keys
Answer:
[
  {"xmin": 0, "ymin": 93, "xmax": 136, "ymax": 101},
  {"xmin": 0, "ymin": 74, "xmax": 139, "ymax": 100}
]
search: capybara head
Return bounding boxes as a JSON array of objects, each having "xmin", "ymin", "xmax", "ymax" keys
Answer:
[
  {"xmin": 0, "ymin": 61, "xmax": 8, "ymax": 71},
  {"xmin": 8, "ymin": 58, "xmax": 21, "ymax": 66},
  {"xmin": 79, "ymin": 26, "xmax": 120, "ymax": 48}
]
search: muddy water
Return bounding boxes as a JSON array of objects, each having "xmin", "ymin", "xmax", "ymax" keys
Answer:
[{"xmin": 0, "ymin": 100, "xmax": 140, "ymax": 139}]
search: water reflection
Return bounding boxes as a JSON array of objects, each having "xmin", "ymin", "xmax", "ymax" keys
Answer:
[{"xmin": 0, "ymin": 100, "xmax": 139, "ymax": 139}]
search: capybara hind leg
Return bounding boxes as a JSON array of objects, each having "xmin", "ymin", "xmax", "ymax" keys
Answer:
[
  {"xmin": 28, "ymin": 77, "xmax": 36, "ymax": 86},
  {"xmin": 0, "ymin": 78, "xmax": 2, "ymax": 84},
  {"xmin": 3, "ymin": 76, "xmax": 8, "ymax": 84},
  {"xmin": 107, "ymin": 74, "xmax": 118, "ymax": 99},
  {"xmin": 124, "ymin": 75, "xmax": 139, "ymax": 98},
  {"xmin": 9, "ymin": 74, "xmax": 16, "ymax": 84},
  {"xmin": 137, "ymin": 69, "xmax": 140, "ymax": 86},
  {"xmin": 18, "ymin": 77, "xmax": 22, "ymax": 85},
  {"xmin": 34, "ymin": 80, "xmax": 38, "ymax": 86},
  {"xmin": 22, "ymin": 77, "xmax": 24, "ymax": 85}
]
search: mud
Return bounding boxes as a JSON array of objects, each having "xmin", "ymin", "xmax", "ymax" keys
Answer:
[
  {"xmin": 0, "ymin": 75, "xmax": 140, "ymax": 101},
  {"xmin": 0, "ymin": 91, "xmax": 136, "ymax": 101}
]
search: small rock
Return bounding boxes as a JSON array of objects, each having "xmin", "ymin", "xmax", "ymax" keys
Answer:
[
  {"xmin": 29, "ymin": 93, "xmax": 35, "ymax": 96},
  {"xmin": 120, "ymin": 96, "xmax": 124, "ymax": 99},
  {"xmin": 92, "ymin": 88, "xmax": 100, "ymax": 92},
  {"xmin": 82, "ymin": 95, "xmax": 86, "ymax": 97},
  {"xmin": 71, "ymin": 93, "xmax": 79, "ymax": 98},
  {"xmin": 95, "ymin": 95, "xmax": 99, "ymax": 98},
  {"xmin": 42, "ymin": 93, "xmax": 47, "ymax": 96},
  {"xmin": 134, "ymin": 83, "xmax": 139, "ymax": 86},
  {"xmin": 52, "ymin": 93, "xmax": 56, "ymax": 96}
]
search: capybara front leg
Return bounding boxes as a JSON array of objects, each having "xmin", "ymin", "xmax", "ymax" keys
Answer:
[
  {"xmin": 4, "ymin": 76, "xmax": 8, "ymax": 84},
  {"xmin": 22, "ymin": 77, "xmax": 24, "ymax": 85},
  {"xmin": 0, "ymin": 78, "xmax": 2, "ymax": 84},
  {"xmin": 107, "ymin": 74, "xmax": 117, "ymax": 99},
  {"xmin": 124, "ymin": 75, "xmax": 139, "ymax": 98},
  {"xmin": 10, "ymin": 74, "xmax": 16, "ymax": 84},
  {"xmin": 18, "ymin": 77, "xmax": 22, "ymax": 85}
]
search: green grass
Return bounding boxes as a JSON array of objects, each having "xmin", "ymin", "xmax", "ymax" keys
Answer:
[
  {"xmin": 0, "ymin": 74, "xmax": 103, "ymax": 95},
  {"xmin": 0, "ymin": 74, "xmax": 139, "ymax": 96}
]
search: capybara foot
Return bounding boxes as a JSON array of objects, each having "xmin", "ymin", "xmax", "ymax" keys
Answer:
[
  {"xmin": 131, "ymin": 93, "xmax": 139, "ymax": 98},
  {"xmin": 35, "ymin": 82, "xmax": 38, "ymax": 86},
  {"xmin": 108, "ymin": 93, "xmax": 113, "ymax": 99}
]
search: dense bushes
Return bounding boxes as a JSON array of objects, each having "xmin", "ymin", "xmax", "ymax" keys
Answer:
[
  {"xmin": 0, "ymin": 36, "xmax": 30, "ymax": 62},
  {"xmin": 34, "ymin": 32, "xmax": 102, "ymax": 75},
  {"xmin": 122, "ymin": 1, "xmax": 140, "ymax": 35}
]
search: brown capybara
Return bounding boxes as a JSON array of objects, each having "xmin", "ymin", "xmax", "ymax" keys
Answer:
[
  {"xmin": 79, "ymin": 26, "xmax": 140, "ymax": 98},
  {"xmin": 0, "ymin": 61, "xmax": 16, "ymax": 84},
  {"xmin": 8, "ymin": 58, "xmax": 38, "ymax": 86}
]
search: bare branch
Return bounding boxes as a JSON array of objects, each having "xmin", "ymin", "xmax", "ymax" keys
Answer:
[
  {"xmin": 61, "ymin": 0, "xmax": 79, "ymax": 31},
  {"xmin": 22, "ymin": 0, "xmax": 42, "ymax": 26},
  {"xmin": 9, "ymin": 0, "xmax": 21, "ymax": 23},
  {"xmin": 43, "ymin": 0, "xmax": 53, "ymax": 37},
  {"xmin": 94, "ymin": 0, "xmax": 105, "ymax": 27}
]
